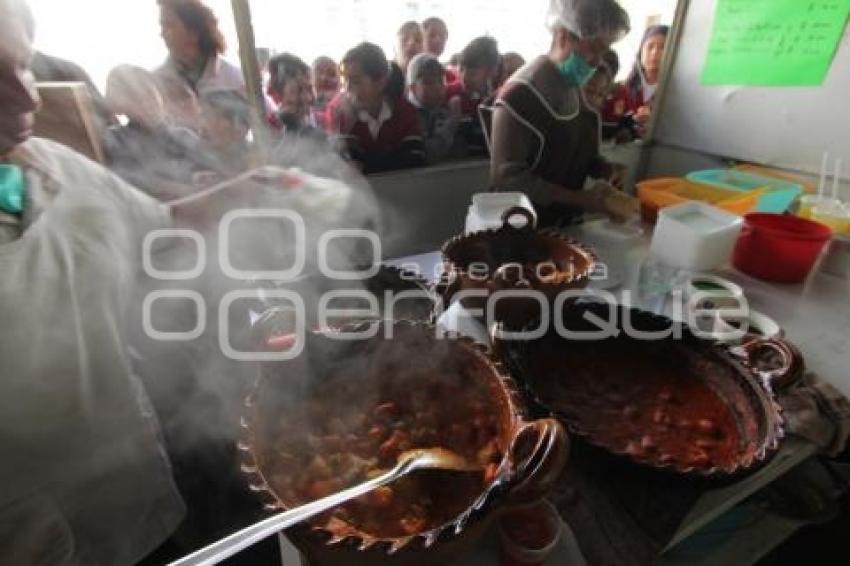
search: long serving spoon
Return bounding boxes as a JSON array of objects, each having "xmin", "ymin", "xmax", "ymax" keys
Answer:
[{"xmin": 168, "ymin": 448, "xmax": 482, "ymax": 566}]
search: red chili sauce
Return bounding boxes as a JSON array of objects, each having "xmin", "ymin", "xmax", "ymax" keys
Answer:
[{"xmin": 530, "ymin": 339, "xmax": 742, "ymax": 471}]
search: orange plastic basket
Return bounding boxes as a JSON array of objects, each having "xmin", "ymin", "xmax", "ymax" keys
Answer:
[{"xmin": 637, "ymin": 178, "xmax": 761, "ymax": 223}]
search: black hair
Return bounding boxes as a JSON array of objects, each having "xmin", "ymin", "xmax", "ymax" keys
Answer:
[
  {"xmin": 268, "ymin": 53, "xmax": 309, "ymax": 95},
  {"xmin": 601, "ymin": 49, "xmax": 620, "ymax": 78},
  {"xmin": 342, "ymin": 42, "xmax": 405, "ymax": 101},
  {"xmin": 414, "ymin": 58, "xmax": 445, "ymax": 81},
  {"xmin": 201, "ymin": 90, "xmax": 251, "ymax": 129},
  {"xmin": 639, "ymin": 25, "xmax": 671, "ymax": 49},
  {"xmin": 158, "ymin": 0, "xmax": 227, "ymax": 56},
  {"xmin": 460, "ymin": 36, "xmax": 500, "ymax": 70},
  {"xmin": 342, "ymin": 42, "xmax": 389, "ymax": 81},
  {"xmin": 421, "ymin": 17, "xmax": 447, "ymax": 32}
]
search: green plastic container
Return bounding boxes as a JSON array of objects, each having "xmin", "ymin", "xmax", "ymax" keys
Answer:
[{"xmin": 687, "ymin": 169, "xmax": 803, "ymax": 214}]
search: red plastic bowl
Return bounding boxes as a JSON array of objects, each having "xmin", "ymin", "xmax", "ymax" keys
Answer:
[{"xmin": 733, "ymin": 213, "xmax": 832, "ymax": 283}]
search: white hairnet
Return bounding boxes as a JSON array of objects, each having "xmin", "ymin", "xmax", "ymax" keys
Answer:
[{"xmin": 546, "ymin": 0, "xmax": 631, "ymax": 42}]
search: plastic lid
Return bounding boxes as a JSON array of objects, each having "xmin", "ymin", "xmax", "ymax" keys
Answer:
[{"xmin": 663, "ymin": 202, "xmax": 742, "ymax": 234}]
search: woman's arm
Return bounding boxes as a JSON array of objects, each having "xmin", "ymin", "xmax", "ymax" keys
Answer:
[{"xmin": 490, "ymin": 106, "xmax": 637, "ymax": 221}]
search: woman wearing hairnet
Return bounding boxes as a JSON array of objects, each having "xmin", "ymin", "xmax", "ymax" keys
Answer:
[{"xmin": 486, "ymin": 0, "xmax": 638, "ymax": 228}]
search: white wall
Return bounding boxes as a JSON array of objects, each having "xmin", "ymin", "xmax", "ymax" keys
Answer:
[{"xmin": 29, "ymin": 0, "xmax": 237, "ymax": 90}]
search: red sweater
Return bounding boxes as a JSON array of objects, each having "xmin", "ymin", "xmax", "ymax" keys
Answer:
[
  {"xmin": 445, "ymin": 81, "xmax": 486, "ymax": 117},
  {"xmin": 326, "ymin": 93, "xmax": 425, "ymax": 174},
  {"xmin": 602, "ymin": 82, "xmax": 645, "ymax": 128}
]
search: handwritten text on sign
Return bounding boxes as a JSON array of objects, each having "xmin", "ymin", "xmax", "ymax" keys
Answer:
[{"xmin": 702, "ymin": 0, "xmax": 850, "ymax": 86}]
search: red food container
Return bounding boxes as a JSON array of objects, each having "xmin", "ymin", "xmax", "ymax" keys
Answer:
[{"xmin": 733, "ymin": 213, "xmax": 832, "ymax": 283}]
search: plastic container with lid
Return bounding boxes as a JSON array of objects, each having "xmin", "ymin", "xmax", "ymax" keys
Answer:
[
  {"xmin": 797, "ymin": 194, "xmax": 837, "ymax": 220},
  {"xmin": 687, "ymin": 169, "xmax": 804, "ymax": 214},
  {"xmin": 466, "ymin": 193, "xmax": 537, "ymax": 234},
  {"xmin": 649, "ymin": 202, "xmax": 744, "ymax": 271},
  {"xmin": 637, "ymin": 177, "xmax": 760, "ymax": 223},
  {"xmin": 577, "ymin": 219, "xmax": 644, "ymax": 289},
  {"xmin": 811, "ymin": 201, "xmax": 850, "ymax": 234},
  {"xmin": 684, "ymin": 273, "xmax": 745, "ymax": 311},
  {"xmin": 732, "ymin": 213, "xmax": 833, "ymax": 283}
]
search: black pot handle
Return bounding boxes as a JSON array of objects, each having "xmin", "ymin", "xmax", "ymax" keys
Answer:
[
  {"xmin": 730, "ymin": 337, "xmax": 805, "ymax": 391},
  {"xmin": 501, "ymin": 206, "xmax": 536, "ymax": 231},
  {"xmin": 505, "ymin": 418, "xmax": 569, "ymax": 504}
]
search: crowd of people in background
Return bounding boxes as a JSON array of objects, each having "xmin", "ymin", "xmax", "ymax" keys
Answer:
[
  {"xmin": 25, "ymin": 0, "xmax": 668, "ymax": 201},
  {"xmin": 0, "ymin": 0, "xmax": 668, "ymax": 564}
]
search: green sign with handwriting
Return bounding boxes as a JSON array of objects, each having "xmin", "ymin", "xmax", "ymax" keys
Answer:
[{"xmin": 702, "ymin": 0, "xmax": 850, "ymax": 86}]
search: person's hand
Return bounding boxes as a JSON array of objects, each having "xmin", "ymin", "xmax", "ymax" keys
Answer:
[
  {"xmin": 448, "ymin": 96, "xmax": 463, "ymax": 118},
  {"xmin": 585, "ymin": 182, "xmax": 639, "ymax": 224},
  {"xmin": 608, "ymin": 163, "xmax": 628, "ymax": 190},
  {"xmin": 634, "ymin": 105, "xmax": 652, "ymax": 126}
]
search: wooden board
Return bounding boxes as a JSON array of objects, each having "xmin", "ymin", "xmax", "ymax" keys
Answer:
[{"xmin": 33, "ymin": 82, "xmax": 105, "ymax": 163}]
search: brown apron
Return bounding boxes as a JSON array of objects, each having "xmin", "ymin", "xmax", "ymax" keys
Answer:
[{"xmin": 482, "ymin": 78, "xmax": 600, "ymax": 227}]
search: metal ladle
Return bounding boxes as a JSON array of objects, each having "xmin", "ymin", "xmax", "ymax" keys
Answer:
[{"xmin": 168, "ymin": 448, "xmax": 482, "ymax": 566}]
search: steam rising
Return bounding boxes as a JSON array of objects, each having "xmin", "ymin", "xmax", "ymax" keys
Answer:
[
  {"xmin": 130, "ymin": 128, "xmax": 384, "ymax": 422},
  {"xmin": 116, "ymin": 109, "xmax": 392, "ymax": 556}
]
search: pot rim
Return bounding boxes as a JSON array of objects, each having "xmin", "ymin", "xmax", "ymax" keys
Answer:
[
  {"xmin": 439, "ymin": 223, "xmax": 600, "ymax": 286},
  {"xmin": 238, "ymin": 320, "xmax": 544, "ymax": 554},
  {"xmin": 497, "ymin": 301, "xmax": 787, "ymax": 479}
]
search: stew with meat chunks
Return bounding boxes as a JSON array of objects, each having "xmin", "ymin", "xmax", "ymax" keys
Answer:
[
  {"xmin": 530, "ymin": 337, "xmax": 743, "ymax": 471},
  {"xmin": 261, "ymin": 361, "xmax": 504, "ymax": 539}
]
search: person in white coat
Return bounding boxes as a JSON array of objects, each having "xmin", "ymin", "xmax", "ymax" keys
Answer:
[{"xmin": 0, "ymin": 2, "xmax": 354, "ymax": 564}]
